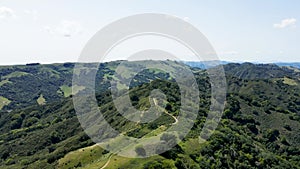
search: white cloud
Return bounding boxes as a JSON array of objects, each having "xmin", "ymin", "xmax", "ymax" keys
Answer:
[
  {"xmin": 274, "ymin": 18, "xmax": 297, "ymax": 29},
  {"xmin": 44, "ymin": 20, "xmax": 83, "ymax": 37},
  {"xmin": 183, "ymin": 16, "xmax": 190, "ymax": 22},
  {"xmin": 24, "ymin": 10, "xmax": 38, "ymax": 21},
  {"xmin": 0, "ymin": 6, "xmax": 16, "ymax": 19}
]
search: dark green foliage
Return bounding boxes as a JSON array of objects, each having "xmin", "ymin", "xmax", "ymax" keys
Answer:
[
  {"xmin": 135, "ymin": 145, "xmax": 146, "ymax": 157},
  {"xmin": 0, "ymin": 64, "xmax": 73, "ymax": 110},
  {"xmin": 0, "ymin": 99, "xmax": 93, "ymax": 168},
  {"xmin": 1, "ymin": 61, "xmax": 300, "ymax": 168},
  {"xmin": 265, "ymin": 129, "xmax": 280, "ymax": 142},
  {"xmin": 160, "ymin": 133, "xmax": 177, "ymax": 146},
  {"xmin": 143, "ymin": 159, "xmax": 174, "ymax": 169},
  {"xmin": 223, "ymin": 62, "xmax": 298, "ymax": 79}
]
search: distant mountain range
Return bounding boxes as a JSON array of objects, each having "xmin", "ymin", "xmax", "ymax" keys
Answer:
[{"xmin": 183, "ymin": 61, "xmax": 300, "ymax": 69}]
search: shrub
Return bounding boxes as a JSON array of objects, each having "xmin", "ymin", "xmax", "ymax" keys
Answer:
[{"xmin": 135, "ymin": 145, "xmax": 146, "ymax": 157}]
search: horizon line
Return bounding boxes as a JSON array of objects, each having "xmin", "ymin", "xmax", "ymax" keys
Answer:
[{"xmin": 1, "ymin": 59, "xmax": 300, "ymax": 66}]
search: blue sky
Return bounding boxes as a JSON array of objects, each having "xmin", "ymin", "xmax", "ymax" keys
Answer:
[{"xmin": 0, "ymin": 0, "xmax": 300, "ymax": 65}]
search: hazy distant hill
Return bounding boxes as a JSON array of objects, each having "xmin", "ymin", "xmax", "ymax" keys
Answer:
[
  {"xmin": 183, "ymin": 60, "xmax": 230, "ymax": 69},
  {"xmin": 275, "ymin": 62, "xmax": 300, "ymax": 69},
  {"xmin": 184, "ymin": 61, "xmax": 300, "ymax": 70}
]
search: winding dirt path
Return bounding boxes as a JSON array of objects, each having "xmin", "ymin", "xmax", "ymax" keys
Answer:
[
  {"xmin": 100, "ymin": 153, "xmax": 114, "ymax": 169},
  {"xmin": 100, "ymin": 99, "xmax": 178, "ymax": 169},
  {"xmin": 153, "ymin": 98, "xmax": 178, "ymax": 125}
]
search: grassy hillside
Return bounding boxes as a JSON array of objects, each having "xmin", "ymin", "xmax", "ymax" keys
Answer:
[
  {"xmin": 0, "ymin": 61, "xmax": 178, "ymax": 111},
  {"xmin": 0, "ymin": 61, "xmax": 300, "ymax": 168}
]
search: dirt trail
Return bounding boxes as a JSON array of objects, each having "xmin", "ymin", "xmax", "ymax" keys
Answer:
[
  {"xmin": 100, "ymin": 153, "xmax": 114, "ymax": 169},
  {"xmin": 153, "ymin": 98, "xmax": 178, "ymax": 125},
  {"xmin": 100, "ymin": 98, "xmax": 178, "ymax": 169}
]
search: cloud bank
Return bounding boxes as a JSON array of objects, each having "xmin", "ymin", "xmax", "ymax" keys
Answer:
[
  {"xmin": 0, "ymin": 6, "xmax": 16, "ymax": 19},
  {"xmin": 274, "ymin": 18, "xmax": 297, "ymax": 29}
]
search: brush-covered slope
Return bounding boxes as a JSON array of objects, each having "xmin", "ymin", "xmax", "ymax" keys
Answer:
[
  {"xmin": 0, "ymin": 62, "xmax": 300, "ymax": 168},
  {"xmin": 223, "ymin": 62, "xmax": 300, "ymax": 79},
  {"xmin": 0, "ymin": 61, "xmax": 175, "ymax": 111}
]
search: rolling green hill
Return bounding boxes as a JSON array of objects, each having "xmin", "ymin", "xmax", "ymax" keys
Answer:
[
  {"xmin": 223, "ymin": 62, "xmax": 300, "ymax": 79},
  {"xmin": 0, "ymin": 61, "xmax": 177, "ymax": 111},
  {"xmin": 0, "ymin": 61, "xmax": 300, "ymax": 168}
]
